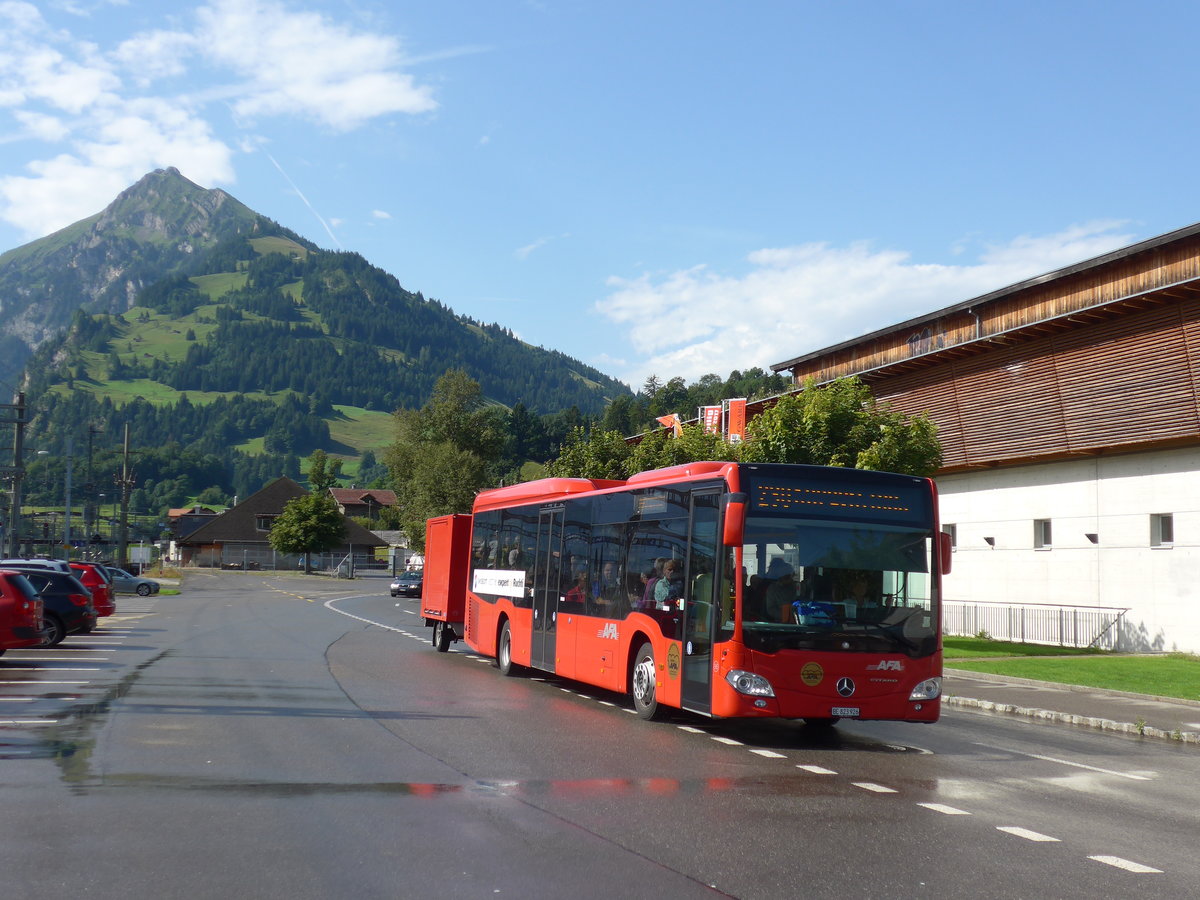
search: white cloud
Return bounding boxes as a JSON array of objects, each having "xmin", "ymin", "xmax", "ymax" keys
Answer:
[
  {"xmin": 195, "ymin": 0, "xmax": 436, "ymax": 131},
  {"xmin": 371, "ymin": 209, "xmax": 392, "ymax": 220},
  {"xmin": 112, "ymin": 29, "xmax": 197, "ymax": 86},
  {"xmin": 0, "ymin": 0, "xmax": 437, "ymax": 238},
  {"xmin": 598, "ymin": 222, "xmax": 1136, "ymax": 387},
  {"xmin": 515, "ymin": 232, "xmax": 569, "ymax": 260}
]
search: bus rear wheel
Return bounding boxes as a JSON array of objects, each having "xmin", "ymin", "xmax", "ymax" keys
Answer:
[
  {"xmin": 497, "ymin": 621, "xmax": 518, "ymax": 676},
  {"xmin": 631, "ymin": 641, "xmax": 663, "ymax": 720}
]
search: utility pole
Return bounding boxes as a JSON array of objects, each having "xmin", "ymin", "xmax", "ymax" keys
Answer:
[
  {"xmin": 85, "ymin": 423, "xmax": 102, "ymax": 549},
  {"xmin": 0, "ymin": 393, "xmax": 27, "ymax": 557},
  {"xmin": 115, "ymin": 424, "xmax": 136, "ymax": 569}
]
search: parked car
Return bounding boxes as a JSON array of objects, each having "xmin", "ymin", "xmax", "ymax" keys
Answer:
[
  {"xmin": 16, "ymin": 570, "xmax": 96, "ymax": 646},
  {"xmin": 69, "ymin": 562, "xmax": 116, "ymax": 617},
  {"xmin": 0, "ymin": 570, "xmax": 44, "ymax": 655},
  {"xmin": 102, "ymin": 566, "xmax": 161, "ymax": 596},
  {"xmin": 0, "ymin": 557, "xmax": 73, "ymax": 573},
  {"xmin": 390, "ymin": 570, "xmax": 423, "ymax": 598}
]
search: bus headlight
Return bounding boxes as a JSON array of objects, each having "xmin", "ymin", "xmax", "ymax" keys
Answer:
[
  {"xmin": 726, "ymin": 670, "xmax": 775, "ymax": 697},
  {"xmin": 909, "ymin": 677, "xmax": 942, "ymax": 701}
]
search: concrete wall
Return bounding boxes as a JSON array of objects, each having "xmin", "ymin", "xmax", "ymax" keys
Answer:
[{"xmin": 937, "ymin": 446, "xmax": 1200, "ymax": 653}]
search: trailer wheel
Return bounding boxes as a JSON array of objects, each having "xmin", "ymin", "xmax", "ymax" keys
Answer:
[
  {"xmin": 497, "ymin": 621, "xmax": 518, "ymax": 676},
  {"xmin": 433, "ymin": 620, "xmax": 452, "ymax": 652}
]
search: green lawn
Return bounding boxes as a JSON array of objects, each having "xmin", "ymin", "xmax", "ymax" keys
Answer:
[{"xmin": 944, "ymin": 637, "xmax": 1200, "ymax": 701}]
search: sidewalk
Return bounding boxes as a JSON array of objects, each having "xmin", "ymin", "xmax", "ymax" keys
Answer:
[{"xmin": 943, "ymin": 668, "xmax": 1200, "ymax": 745}]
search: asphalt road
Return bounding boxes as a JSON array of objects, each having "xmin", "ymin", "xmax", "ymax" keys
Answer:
[{"xmin": 1, "ymin": 572, "xmax": 1195, "ymax": 899}]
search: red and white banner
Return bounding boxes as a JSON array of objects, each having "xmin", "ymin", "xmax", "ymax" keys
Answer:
[
  {"xmin": 726, "ymin": 398, "xmax": 747, "ymax": 443},
  {"xmin": 701, "ymin": 406, "xmax": 722, "ymax": 434}
]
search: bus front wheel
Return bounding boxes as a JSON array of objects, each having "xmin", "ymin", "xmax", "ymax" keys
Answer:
[
  {"xmin": 631, "ymin": 641, "xmax": 662, "ymax": 720},
  {"xmin": 497, "ymin": 622, "xmax": 518, "ymax": 676}
]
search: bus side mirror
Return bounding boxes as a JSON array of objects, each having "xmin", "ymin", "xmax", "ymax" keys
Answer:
[
  {"xmin": 938, "ymin": 531, "xmax": 953, "ymax": 575},
  {"xmin": 722, "ymin": 493, "xmax": 747, "ymax": 547}
]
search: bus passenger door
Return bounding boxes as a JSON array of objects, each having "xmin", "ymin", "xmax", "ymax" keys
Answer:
[
  {"xmin": 532, "ymin": 507, "xmax": 564, "ymax": 672},
  {"xmin": 681, "ymin": 492, "xmax": 719, "ymax": 714}
]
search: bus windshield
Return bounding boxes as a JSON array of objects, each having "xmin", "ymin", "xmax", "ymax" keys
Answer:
[{"xmin": 739, "ymin": 515, "xmax": 938, "ymax": 657}]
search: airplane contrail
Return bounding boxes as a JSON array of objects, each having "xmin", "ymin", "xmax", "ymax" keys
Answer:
[{"xmin": 264, "ymin": 151, "xmax": 342, "ymax": 249}]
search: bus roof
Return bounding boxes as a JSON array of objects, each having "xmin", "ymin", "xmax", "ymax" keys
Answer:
[{"xmin": 474, "ymin": 477, "xmax": 627, "ymax": 512}]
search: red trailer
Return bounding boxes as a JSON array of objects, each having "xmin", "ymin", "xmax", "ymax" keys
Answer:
[{"xmin": 422, "ymin": 514, "xmax": 472, "ymax": 652}]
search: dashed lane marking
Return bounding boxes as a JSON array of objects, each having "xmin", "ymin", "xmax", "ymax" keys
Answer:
[
  {"xmin": 796, "ymin": 765, "xmax": 837, "ymax": 775},
  {"xmin": 852, "ymin": 782, "xmax": 897, "ymax": 793},
  {"xmin": 918, "ymin": 803, "xmax": 971, "ymax": 815},
  {"xmin": 1088, "ymin": 856, "xmax": 1163, "ymax": 874},
  {"xmin": 998, "ymin": 826, "xmax": 1060, "ymax": 842}
]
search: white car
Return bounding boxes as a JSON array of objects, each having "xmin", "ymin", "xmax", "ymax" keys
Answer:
[{"xmin": 103, "ymin": 566, "xmax": 161, "ymax": 596}]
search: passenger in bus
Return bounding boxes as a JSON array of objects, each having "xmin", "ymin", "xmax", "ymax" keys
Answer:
[
  {"xmin": 590, "ymin": 561, "xmax": 621, "ymax": 615},
  {"xmin": 654, "ymin": 559, "xmax": 684, "ymax": 609},
  {"xmin": 640, "ymin": 559, "xmax": 667, "ymax": 608},
  {"xmin": 564, "ymin": 569, "xmax": 589, "ymax": 611}
]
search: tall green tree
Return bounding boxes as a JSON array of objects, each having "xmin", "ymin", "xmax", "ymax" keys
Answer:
[
  {"xmin": 268, "ymin": 492, "xmax": 347, "ymax": 573},
  {"xmin": 739, "ymin": 377, "xmax": 942, "ymax": 475},
  {"xmin": 383, "ymin": 370, "xmax": 509, "ymax": 548},
  {"xmin": 548, "ymin": 377, "xmax": 941, "ymax": 479},
  {"xmin": 305, "ymin": 449, "xmax": 343, "ymax": 491}
]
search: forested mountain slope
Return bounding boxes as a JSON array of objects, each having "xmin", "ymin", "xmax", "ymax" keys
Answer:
[{"xmin": 1, "ymin": 168, "xmax": 631, "ymax": 509}]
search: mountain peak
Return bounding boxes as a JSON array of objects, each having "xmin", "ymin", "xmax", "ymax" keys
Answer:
[{"xmin": 0, "ymin": 167, "xmax": 261, "ymax": 385}]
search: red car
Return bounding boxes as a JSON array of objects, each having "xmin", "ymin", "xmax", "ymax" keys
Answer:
[
  {"xmin": 0, "ymin": 569, "xmax": 44, "ymax": 655},
  {"xmin": 69, "ymin": 562, "xmax": 116, "ymax": 617}
]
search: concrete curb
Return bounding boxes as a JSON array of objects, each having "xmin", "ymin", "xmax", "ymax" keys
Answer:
[{"xmin": 943, "ymin": 695, "xmax": 1200, "ymax": 744}]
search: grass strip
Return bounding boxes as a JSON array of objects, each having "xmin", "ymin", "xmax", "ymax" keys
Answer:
[{"xmin": 945, "ymin": 652, "xmax": 1200, "ymax": 701}]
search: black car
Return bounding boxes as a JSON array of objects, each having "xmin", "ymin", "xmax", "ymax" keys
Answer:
[
  {"xmin": 16, "ymin": 570, "xmax": 97, "ymax": 646},
  {"xmin": 390, "ymin": 570, "xmax": 423, "ymax": 598}
]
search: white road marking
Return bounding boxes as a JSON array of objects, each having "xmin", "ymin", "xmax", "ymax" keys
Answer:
[
  {"xmin": 918, "ymin": 803, "xmax": 970, "ymax": 815},
  {"xmin": 0, "ymin": 719, "xmax": 58, "ymax": 725},
  {"xmin": 852, "ymin": 782, "xmax": 897, "ymax": 793},
  {"xmin": 750, "ymin": 749, "xmax": 787, "ymax": 759},
  {"xmin": 797, "ymin": 764, "xmax": 837, "ymax": 775},
  {"xmin": 997, "ymin": 826, "xmax": 1059, "ymax": 842},
  {"xmin": 1088, "ymin": 856, "xmax": 1162, "ymax": 873},
  {"xmin": 975, "ymin": 743, "xmax": 1152, "ymax": 781},
  {"xmin": 711, "ymin": 736, "xmax": 743, "ymax": 746}
]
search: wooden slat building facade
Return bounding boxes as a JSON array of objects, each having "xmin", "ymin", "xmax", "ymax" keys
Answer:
[{"xmin": 771, "ymin": 223, "xmax": 1200, "ymax": 654}]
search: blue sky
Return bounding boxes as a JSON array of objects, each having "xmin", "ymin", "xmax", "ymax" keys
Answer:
[{"xmin": 0, "ymin": 1, "xmax": 1196, "ymax": 393}]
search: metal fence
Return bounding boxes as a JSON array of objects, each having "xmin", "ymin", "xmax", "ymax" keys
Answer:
[
  {"xmin": 182, "ymin": 545, "xmax": 394, "ymax": 576},
  {"xmin": 943, "ymin": 600, "xmax": 1130, "ymax": 651}
]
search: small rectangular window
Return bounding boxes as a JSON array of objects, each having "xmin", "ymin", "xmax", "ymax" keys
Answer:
[
  {"xmin": 943, "ymin": 523, "xmax": 957, "ymax": 550},
  {"xmin": 255, "ymin": 515, "xmax": 276, "ymax": 532},
  {"xmin": 1151, "ymin": 514, "xmax": 1174, "ymax": 547},
  {"xmin": 1034, "ymin": 519, "xmax": 1052, "ymax": 549}
]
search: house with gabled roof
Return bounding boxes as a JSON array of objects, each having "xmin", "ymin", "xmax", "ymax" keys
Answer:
[
  {"xmin": 177, "ymin": 477, "xmax": 386, "ymax": 569},
  {"xmin": 166, "ymin": 505, "xmax": 220, "ymax": 541},
  {"xmin": 328, "ymin": 488, "xmax": 397, "ymax": 524}
]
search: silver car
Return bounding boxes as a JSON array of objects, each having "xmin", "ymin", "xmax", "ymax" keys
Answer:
[{"xmin": 103, "ymin": 566, "xmax": 161, "ymax": 596}]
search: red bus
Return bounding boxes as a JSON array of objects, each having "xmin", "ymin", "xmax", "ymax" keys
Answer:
[{"xmin": 423, "ymin": 461, "xmax": 951, "ymax": 724}]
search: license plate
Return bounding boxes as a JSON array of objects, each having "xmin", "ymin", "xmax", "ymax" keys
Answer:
[{"xmin": 831, "ymin": 707, "xmax": 860, "ymax": 717}]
